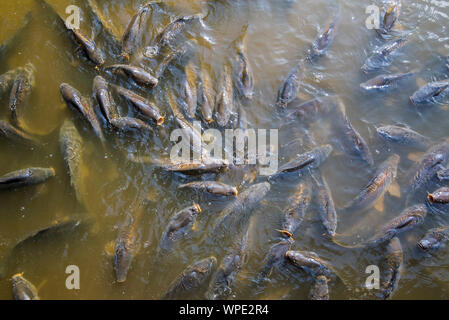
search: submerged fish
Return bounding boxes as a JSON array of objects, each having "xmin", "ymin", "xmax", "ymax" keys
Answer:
[
  {"xmin": 0, "ymin": 120, "xmax": 39, "ymax": 146},
  {"xmin": 59, "ymin": 120, "xmax": 84, "ymax": 205},
  {"xmin": 206, "ymin": 229, "xmax": 248, "ymax": 300},
  {"xmin": 286, "ymin": 250, "xmax": 335, "ymax": 278},
  {"xmin": 9, "ymin": 63, "xmax": 35, "ymax": 129},
  {"xmin": 427, "ymin": 187, "xmax": 449, "ymax": 204},
  {"xmin": 312, "ymin": 170, "xmax": 338, "ymax": 237},
  {"xmin": 154, "ymin": 43, "xmax": 190, "ymax": 79},
  {"xmin": 164, "ymin": 256, "xmax": 217, "ymax": 300},
  {"xmin": 341, "ymin": 154, "xmax": 400, "ymax": 214},
  {"xmin": 180, "ymin": 59, "xmax": 198, "ymax": 119},
  {"xmin": 106, "ymin": 64, "xmax": 158, "ymax": 88},
  {"xmin": 379, "ymin": 237, "xmax": 403, "ymax": 300},
  {"xmin": 257, "ymin": 238, "xmax": 293, "ymax": 283},
  {"xmin": 309, "ymin": 14, "xmax": 338, "ymax": 58},
  {"xmin": 198, "ymin": 62, "xmax": 215, "ymax": 123},
  {"xmin": 309, "ymin": 275, "xmax": 330, "ymax": 300},
  {"xmin": 232, "ymin": 24, "xmax": 254, "ymax": 100},
  {"xmin": 410, "ymin": 79, "xmax": 449, "ymax": 104},
  {"xmin": 0, "ymin": 167, "xmax": 55, "ymax": 190},
  {"xmin": 216, "ymin": 64, "xmax": 234, "ymax": 127},
  {"xmin": 377, "ymin": 125, "xmax": 430, "ymax": 150},
  {"xmin": 159, "ymin": 204, "xmax": 202, "ymax": 251},
  {"xmin": 0, "ymin": 11, "xmax": 31, "ymax": 54},
  {"xmin": 93, "ymin": 75, "xmax": 119, "ymax": 123},
  {"xmin": 159, "ymin": 158, "xmax": 229, "ymax": 175},
  {"xmin": 11, "ymin": 273, "xmax": 39, "ymax": 300},
  {"xmin": 286, "ymin": 96, "xmax": 338, "ymax": 125},
  {"xmin": 272, "ymin": 145, "xmax": 333, "ymax": 177},
  {"xmin": 115, "ymin": 86, "xmax": 164, "ymax": 125},
  {"xmin": 71, "ymin": 28, "xmax": 105, "ymax": 66},
  {"xmin": 60, "ymin": 83, "xmax": 105, "ymax": 142},
  {"xmin": 418, "ymin": 226, "xmax": 449, "ymax": 251},
  {"xmin": 376, "ymin": 3, "xmax": 400, "ymax": 37},
  {"xmin": 178, "ymin": 181, "xmax": 238, "ymax": 196},
  {"xmin": 360, "ymin": 72, "xmax": 413, "ymax": 91},
  {"xmin": 280, "ymin": 182, "xmax": 312, "ymax": 237},
  {"xmin": 361, "ymin": 36, "xmax": 408, "ymax": 73},
  {"xmin": 121, "ymin": 4, "xmax": 152, "ymax": 60},
  {"xmin": 276, "ymin": 62, "xmax": 302, "ymax": 108}
]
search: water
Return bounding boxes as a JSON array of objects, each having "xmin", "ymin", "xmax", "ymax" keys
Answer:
[{"xmin": 0, "ymin": 0, "xmax": 448, "ymax": 299}]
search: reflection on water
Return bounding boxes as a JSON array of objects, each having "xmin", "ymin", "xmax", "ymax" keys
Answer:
[{"xmin": 0, "ymin": 0, "xmax": 448, "ymax": 299}]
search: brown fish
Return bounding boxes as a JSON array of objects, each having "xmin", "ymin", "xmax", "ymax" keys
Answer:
[
  {"xmin": 280, "ymin": 182, "xmax": 312, "ymax": 237},
  {"xmin": 107, "ymin": 64, "xmax": 158, "ymax": 88},
  {"xmin": 379, "ymin": 237, "xmax": 403, "ymax": 300},
  {"xmin": 9, "ymin": 63, "xmax": 35, "ymax": 129},
  {"xmin": 309, "ymin": 275, "xmax": 330, "ymax": 300},
  {"xmin": 11, "ymin": 273, "xmax": 39, "ymax": 300},
  {"xmin": 216, "ymin": 64, "xmax": 234, "ymax": 127},
  {"xmin": 428, "ymin": 187, "xmax": 449, "ymax": 204},
  {"xmin": 312, "ymin": 169, "xmax": 338, "ymax": 237},
  {"xmin": 178, "ymin": 181, "xmax": 238, "ymax": 196},
  {"xmin": 418, "ymin": 226, "xmax": 449, "ymax": 251},
  {"xmin": 93, "ymin": 75, "xmax": 119, "ymax": 123},
  {"xmin": 180, "ymin": 59, "xmax": 198, "ymax": 119},
  {"xmin": 232, "ymin": 24, "xmax": 254, "ymax": 100},
  {"xmin": 276, "ymin": 62, "xmax": 303, "ymax": 108},
  {"xmin": 0, "ymin": 120, "xmax": 39, "ymax": 146},
  {"xmin": 198, "ymin": 61, "xmax": 215, "ymax": 123},
  {"xmin": 160, "ymin": 158, "xmax": 230, "ymax": 175},
  {"xmin": 0, "ymin": 167, "xmax": 55, "ymax": 190},
  {"xmin": 121, "ymin": 4, "xmax": 152, "ymax": 60}
]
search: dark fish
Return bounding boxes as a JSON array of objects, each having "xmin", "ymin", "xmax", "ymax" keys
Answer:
[
  {"xmin": 285, "ymin": 250, "xmax": 335, "ymax": 278},
  {"xmin": 60, "ymin": 83, "xmax": 105, "ymax": 142},
  {"xmin": 59, "ymin": 120, "xmax": 84, "ymax": 204},
  {"xmin": 376, "ymin": 4, "xmax": 400, "ymax": 36},
  {"xmin": 180, "ymin": 60, "xmax": 198, "ymax": 119},
  {"xmin": 164, "ymin": 256, "xmax": 217, "ymax": 300},
  {"xmin": 154, "ymin": 43, "xmax": 190, "ymax": 79},
  {"xmin": 106, "ymin": 64, "xmax": 158, "ymax": 88},
  {"xmin": 11, "ymin": 274, "xmax": 39, "ymax": 300},
  {"xmin": 310, "ymin": 15, "xmax": 338, "ymax": 58},
  {"xmin": 199, "ymin": 62, "xmax": 215, "ymax": 123},
  {"xmin": 418, "ymin": 226, "xmax": 449, "ymax": 251},
  {"xmin": 206, "ymin": 229, "xmax": 249, "ymax": 300},
  {"xmin": 0, "ymin": 67, "xmax": 22, "ymax": 97},
  {"xmin": 286, "ymin": 96, "xmax": 338, "ymax": 125},
  {"xmin": 114, "ymin": 201, "xmax": 145, "ymax": 283},
  {"xmin": 232, "ymin": 24, "xmax": 254, "ymax": 100},
  {"xmin": 428, "ymin": 187, "xmax": 449, "ymax": 204},
  {"xmin": 160, "ymin": 204, "xmax": 202, "ymax": 251},
  {"xmin": 121, "ymin": 4, "xmax": 152, "ymax": 60},
  {"xmin": 341, "ymin": 154, "xmax": 400, "ymax": 214},
  {"xmin": 360, "ymin": 72, "xmax": 413, "ymax": 91},
  {"xmin": 110, "ymin": 117, "xmax": 154, "ymax": 134},
  {"xmin": 377, "ymin": 125, "xmax": 430, "ymax": 150},
  {"xmin": 361, "ymin": 36, "xmax": 408, "ymax": 72},
  {"xmin": 276, "ymin": 62, "xmax": 302, "ymax": 108},
  {"xmin": 406, "ymin": 140, "xmax": 449, "ymax": 199},
  {"xmin": 309, "ymin": 275, "xmax": 330, "ymax": 300},
  {"xmin": 87, "ymin": 0, "xmax": 121, "ymax": 44},
  {"xmin": 159, "ymin": 158, "xmax": 229, "ymax": 175},
  {"xmin": 212, "ymin": 182, "xmax": 271, "ymax": 231},
  {"xmin": 365, "ymin": 204, "xmax": 427, "ymax": 247},
  {"xmin": 216, "ymin": 64, "xmax": 234, "ymax": 127},
  {"xmin": 280, "ymin": 182, "xmax": 312, "ymax": 237},
  {"xmin": 93, "ymin": 75, "xmax": 119, "ymax": 123},
  {"xmin": 0, "ymin": 120, "xmax": 39, "ymax": 146},
  {"xmin": 312, "ymin": 170, "xmax": 338, "ymax": 237},
  {"xmin": 71, "ymin": 28, "xmax": 105, "ymax": 66},
  {"xmin": 410, "ymin": 79, "xmax": 449, "ymax": 104},
  {"xmin": 272, "ymin": 144, "xmax": 333, "ymax": 177},
  {"xmin": 257, "ymin": 238, "xmax": 293, "ymax": 281},
  {"xmin": 0, "ymin": 167, "xmax": 55, "ymax": 190},
  {"xmin": 9, "ymin": 63, "xmax": 35, "ymax": 129},
  {"xmin": 115, "ymin": 86, "xmax": 164, "ymax": 125},
  {"xmin": 178, "ymin": 181, "xmax": 238, "ymax": 196},
  {"xmin": 379, "ymin": 237, "xmax": 402, "ymax": 300}
]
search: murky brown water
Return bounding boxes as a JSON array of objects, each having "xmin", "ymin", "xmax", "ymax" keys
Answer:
[{"xmin": 0, "ymin": 0, "xmax": 449, "ymax": 300}]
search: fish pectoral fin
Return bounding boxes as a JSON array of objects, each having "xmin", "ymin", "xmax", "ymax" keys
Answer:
[
  {"xmin": 373, "ymin": 194, "xmax": 385, "ymax": 212},
  {"xmin": 387, "ymin": 181, "xmax": 401, "ymax": 198},
  {"xmin": 104, "ymin": 240, "xmax": 115, "ymax": 257},
  {"xmin": 407, "ymin": 152, "xmax": 424, "ymax": 162}
]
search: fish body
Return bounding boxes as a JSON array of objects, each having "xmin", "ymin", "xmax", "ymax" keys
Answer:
[
  {"xmin": 410, "ymin": 79, "xmax": 449, "ymax": 104},
  {"xmin": 216, "ymin": 64, "xmax": 234, "ymax": 127},
  {"xmin": 281, "ymin": 182, "xmax": 312, "ymax": 236},
  {"xmin": 377, "ymin": 125, "xmax": 429, "ymax": 149},
  {"xmin": 312, "ymin": 170, "xmax": 338, "ymax": 237},
  {"xmin": 121, "ymin": 4, "xmax": 152, "ymax": 59},
  {"xmin": 258, "ymin": 238, "xmax": 293, "ymax": 280},
  {"xmin": 199, "ymin": 62, "xmax": 214, "ymax": 123},
  {"xmin": 309, "ymin": 275, "xmax": 330, "ymax": 300},
  {"xmin": 380, "ymin": 237, "xmax": 402, "ymax": 300},
  {"xmin": 160, "ymin": 158, "xmax": 229, "ymax": 175},
  {"xmin": 107, "ymin": 64, "xmax": 158, "ymax": 88},
  {"xmin": 9, "ymin": 63, "xmax": 35, "ymax": 128},
  {"xmin": 93, "ymin": 75, "xmax": 119, "ymax": 123},
  {"xmin": 360, "ymin": 72, "xmax": 413, "ymax": 91},
  {"xmin": 71, "ymin": 28, "xmax": 105, "ymax": 66},
  {"xmin": 11, "ymin": 274, "xmax": 39, "ymax": 300},
  {"xmin": 181, "ymin": 60, "xmax": 198, "ymax": 119},
  {"xmin": 276, "ymin": 62, "xmax": 302, "ymax": 108},
  {"xmin": 178, "ymin": 181, "xmax": 238, "ymax": 196},
  {"xmin": 232, "ymin": 24, "xmax": 254, "ymax": 100},
  {"xmin": 418, "ymin": 226, "xmax": 449, "ymax": 251},
  {"xmin": 0, "ymin": 167, "xmax": 55, "ymax": 190},
  {"xmin": 286, "ymin": 96, "xmax": 337, "ymax": 125},
  {"xmin": 285, "ymin": 250, "xmax": 334, "ymax": 278},
  {"xmin": 0, "ymin": 120, "xmax": 39, "ymax": 146},
  {"xmin": 310, "ymin": 15, "xmax": 338, "ymax": 58},
  {"xmin": 428, "ymin": 187, "xmax": 449, "ymax": 204},
  {"xmin": 361, "ymin": 37, "xmax": 408, "ymax": 72}
]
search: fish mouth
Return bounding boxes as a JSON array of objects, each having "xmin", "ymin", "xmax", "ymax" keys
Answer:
[
  {"xmin": 193, "ymin": 203, "xmax": 202, "ymax": 213},
  {"xmin": 156, "ymin": 117, "xmax": 165, "ymax": 126},
  {"xmin": 427, "ymin": 193, "xmax": 435, "ymax": 203}
]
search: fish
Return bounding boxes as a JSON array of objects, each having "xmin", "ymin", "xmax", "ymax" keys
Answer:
[
  {"xmin": 312, "ymin": 170, "xmax": 338, "ymax": 237},
  {"xmin": 271, "ymin": 144, "xmax": 333, "ymax": 178},
  {"xmin": 0, "ymin": 167, "xmax": 55, "ymax": 190},
  {"xmin": 376, "ymin": 3, "xmax": 400, "ymax": 37},
  {"xmin": 280, "ymin": 182, "xmax": 312, "ymax": 237},
  {"xmin": 87, "ymin": 0, "xmax": 121, "ymax": 44},
  {"xmin": 198, "ymin": 62, "xmax": 215, "ymax": 123},
  {"xmin": 361, "ymin": 36, "xmax": 408, "ymax": 73},
  {"xmin": 437, "ymin": 167, "xmax": 449, "ymax": 181},
  {"xmin": 115, "ymin": 86, "xmax": 164, "ymax": 125},
  {"xmin": 121, "ymin": 4, "xmax": 152, "ymax": 60},
  {"xmin": 410, "ymin": 79, "xmax": 449, "ymax": 104},
  {"xmin": 206, "ymin": 229, "xmax": 249, "ymax": 300},
  {"xmin": 159, "ymin": 158, "xmax": 230, "ymax": 175},
  {"xmin": 149, "ymin": 15, "xmax": 201, "ymax": 58},
  {"xmin": 309, "ymin": 275, "xmax": 330, "ymax": 300},
  {"xmin": 154, "ymin": 43, "xmax": 190, "ymax": 79},
  {"xmin": 341, "ymin": 154, "xmax": 400, "ymax": 214},
  {"xmin": 0, "ymin": 12, "xmax": 31, "ymax": 54},
  {"xmin": 334, "ymin": 101, "xmax": 374, "ymax": 166},
  {"xmin": 0, "ymin": 67, "xmax": 22, "ymax": 97},
  {"xmin": 285, "ymin": 250, "xmax": 335, "ymax": 278},
  {"xmin": 286, "ymin": 96, "xmax": 338, "ymax": 125},
  {"xmin": 309, "ymin": 14, "xmax": 338, "ymax": 58},
  {"xmin": 71, "ymin": 28, "xmax": 105, "ymax": 66},
  {"xmin": 60, "ymin": 83, "xmax": 105, "ymax": 142},
  {"xmin": 93, "ymin": 75, "xmax": 119, "ymax": 123},
  {"xmin": 365, "ymin": 204, "xmax": 427, "ymax": 247},
  {"xmin": 232, "ymin": 24, "xmax": 254, "ymax": 100},
  {"xmin": 159, "ymin": 204, "xmax": 202, "ymax": 251},
  {"xmin": 377, "ymin": 125, "xmax": 430, "ymax": 150},
  {"xmin": 110, "ymin": 117, "xmax": 154, "ymax": 134},
  {"xmin": 417, "ymin": 226, "xmax": 449, "ymax": 251},
  {"xmin": 11, "ymin": 273, "xmax": 39, "ymax": 300},
  {"xmin": 379, "ymin": 237, "xmax": 403, "ymax": 300},
  {"xmin": 106, "ymin": 64, "xmax": 158, "ymax": 88},
  {"xmin": 0, "ymin": 120, "xmax": 39, "ymax": 146},
  {"xmin": 360, "ymin": 72, "xmax": 414, "ymax": 91},
  {"xmin": 212, "ymin": 182, "xmax": 271, "ymax": 232},
  {"xmin": 257, "ymin": 238, "xmax": 294, "ymax": 281},
  {"xmin": 216, "ymin": 64, "xmax": 234, "ymax": 127},
  {"xmin": 114, "ymin": 201, "xmax": 146, "ymax": 283},
  {"xmin": 276, "ymin": 62, "xmax": 302, "ymax": 108},
  {"xmin": 427, "ymin": 187, "xmax": 449, "ymax": 204},
  {"xmin": 9, "ymin": 63, "xmax": 36, "ymax": 130},
  {"xmin": 406, "ymin": 140, "xmax": 449, "ymax": 200},
  {"xmin": 180, "ymin": 59, "xmax": 198, "ymax": 119},
  {"xmin": 59, "ymin": 120, "xmax": 84, "ymax": 205},
  {"xmin": 177, "ymin": 181, "xmax": 238, "ymax": 196},
  {"xmin": 163, "ymin": 256, "xmax": 217, "ymax": 300}
]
